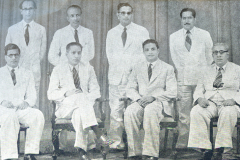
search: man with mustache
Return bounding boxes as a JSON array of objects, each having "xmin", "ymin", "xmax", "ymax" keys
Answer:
[
  {"xmin": 106, "ymin": 3, "xmax": 150, "ymax": 151},
  {"xmin": 188, "ymin": 43, "xmax": 240, "ymax": 159},
  {"xmin": 169, "ymin": 8, "xmax": 213, "ymax": 149},
  {"xmin": 48, "ymin": 5, "xmax": 96, "ymax": 153}
]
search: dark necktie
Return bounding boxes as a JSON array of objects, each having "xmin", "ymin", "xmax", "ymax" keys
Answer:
[
  {"xmin": 148, "ymin": 64, "xmax": 152, "ymax": 81},
  {"xmin": 213, "ymin": 68, "xmax": 224, "ymax": 88},
  {"xmin": 122, "ymin": 27, "xmax": 127, "ymax": 46},
  {"xmin": 25, "ymin": 24, "xmax": 29, "ymax": 46},
  {"xmin": 74, "ymin": 29, "xmax": 79, "ymax": 43},
  {"xmin": 73, "ymin": 67, "xmax": 82, "ymax": 90},
  {"xmin": 185, "ymin": 30, "xmax": 191, "ymax": 51},
  {"xmin": 11, "ymin": 69, "xmax": 17, "ymax": 85}
]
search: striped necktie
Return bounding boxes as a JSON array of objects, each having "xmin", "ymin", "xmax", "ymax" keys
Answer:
[
  {"xmin": 73, "ymin": 67, "xmax": 82, "ymax": 90},
  {"xmin": 148, "ymin": 63, "xmax": 152, "ymax": 81},
  {"xmin": 11, "ymin": 69, "xmax": 17, "ymax": 85},
  {"xmin": 74, "ymin": 29, "xmax": 79, "ymax": 43},
  {"xmin": 213, "ymin": 68, "xmax": 224, "ymax": 88},
  {"xmin": 185, "ymin": 30, "xmax": 191, "ymax": 51}
]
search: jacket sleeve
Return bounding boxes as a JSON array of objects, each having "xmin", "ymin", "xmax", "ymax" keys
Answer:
[
  {"xmin": 24, "ymin": 71, "xmax": 37, "ymax": 106},
  {"xmin": 40, "ymin": 27, "xmax": 47, "ymax": 62},
  {"xmin": 193, "ymin": 70, "xmax": 206, "ymax": 104},
  {"xmin": 48, "ymin": 30, "xmax": 61, "ymax": 66},
  {"xmin": 204, "ymin": 31, "xmax": 213, "ymax": 65}
]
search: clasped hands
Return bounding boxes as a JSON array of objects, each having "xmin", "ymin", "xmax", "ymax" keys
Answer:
[
  {"xmin": 137, "ymin": 96, "xmax": 156, "ymax": 108},
  {"xmin": 198, "ymin": 97, "xmax": 236, "ymax": 108},
  {"xmin": 1, "ymin": 100, "xmax": 30, "ymax": 110}
]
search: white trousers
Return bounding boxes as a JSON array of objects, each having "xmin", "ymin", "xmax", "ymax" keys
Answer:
[
  {"xmin": 0, "ymin": 106, "xmax": 44, "ymax": 160},
  {"xmin": 124, "ymin": 102, "xmax": 163, "ymax": 157},
  {"xmin": 188, "ymin": 102, "xmax": 238, "ymax": 149},
  {"xmin": 108, "ymin": 85, "xmax": 125, "ymax": 149}
]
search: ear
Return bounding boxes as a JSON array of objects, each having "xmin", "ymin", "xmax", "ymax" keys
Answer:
[{"xmin": 116, "ymin": 12, "xmax": 120, "ymax": 20}]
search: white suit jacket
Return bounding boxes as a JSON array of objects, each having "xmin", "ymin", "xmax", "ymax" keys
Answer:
[
  {"xmin": 106, "ymin": 22, "xmax": 150, "ymax": 85},
  {"xmin": 5, "ymin": 20, "xmax": 47, "ymax": 79},
  {"xmin": 48, "ymin": 25, "xmax": 95, "ymax": 66},
  {"xmin": 47, "ymin": 62, "xmax": 100, "ymax": 129},
  {"xmin": 0, "ymin": 65, "xmax": 36, "ymax": 107},
  {"xmin": 126, "ymin": 59, "xmax": 177, "ymax": 116},
  {"xmin": 170, "ymin": 27, "xmax": 213, "ymax": 85},
  {"xmin": 194, "ymin": 62, "xmax": 240, "ymax": 107}
]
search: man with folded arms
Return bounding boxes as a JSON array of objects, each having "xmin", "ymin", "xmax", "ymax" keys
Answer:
[
  {"xmin": 48, "ymin": 42, "xmax": 112, "ymax": 160},
  {"xmin": 0, "ymin": 43, "xmax": 44, "ymax": 160},
  {"xmin": 188, "ymin": 43, "xmax": 240, "ymax": 160},
  {"xmin": 124, "ymin": 39, "xmax": 177, "ymax": 160}
]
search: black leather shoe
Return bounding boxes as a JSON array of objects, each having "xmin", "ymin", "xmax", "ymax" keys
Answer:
[
  {"xmin": 201, "ymin": 150, "xmax": 212, "ymax": 160},
  {"xmin": 128, "ymin": 156, "xmax": 142, "ymax": 160},
  {"xmin": 78, "ymin": 148, "xmax": 91, "ymax": 160},
  {"xmin": 212, "ymin": 148, "xmax": 224, "ymax": 160},
  {"xmin": 24, "ymin": 154, "xmax": 37, "ymax": 160}
]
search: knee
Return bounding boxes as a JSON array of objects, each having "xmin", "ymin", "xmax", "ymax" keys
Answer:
[
  {"xmin": 33, "ymin": 109, "xmax": 45, "ymax": 123},
  {"xmin": 124, "ymin": 103, "xmax": 138, "ymax": 118},
  {"xmin": 190, "ymin": 105, "xmax": 203, "ymax": 118},
  {"xmin": 221, "ymin": 106, "xmax": 237, "ymax": 116}
]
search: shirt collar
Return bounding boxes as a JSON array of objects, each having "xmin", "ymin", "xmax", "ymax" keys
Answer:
[
  {"xmin": 183, "ymin": 26, "xmax": 195, "ymax": 35},
  {"xmin": 22, "ymin": 20, "xmax": 34, "ymax": 28},
  {"xmin": 147, "ymin": 59, "xmax": 159, "ymax": 68},
  {"xmin": 69, "ymin": 24, "xmax": 81, "ymax": 32},
  {"xmin": 119, "ymin": 22, "xmax": 133, "ymax": 30},
  {"xmin": 215, "ymin": 62, "xmax": 228, "ymax": 72},
  {"xmin": 7, "ymin": 65, "xmax": 19, "ymax": 72},
  {"xmin": 68, "ymin": 64, "xmax": 79, "ymax": 72}
]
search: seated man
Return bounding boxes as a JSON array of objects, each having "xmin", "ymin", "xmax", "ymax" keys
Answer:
[
  {"xmin": 124, "ymin": 39, "xmax": 177, "ymax": 160},
  {"xmin": 188, "ymin": 43, "xmax": 240, "ymax": 160},
  {"xmin": 0, "ymin": 43, "xmax": 45, "ymax": 160},
  {"xmin": 48, "ymin": 42, "xmax": 112, "ymax": 160}
]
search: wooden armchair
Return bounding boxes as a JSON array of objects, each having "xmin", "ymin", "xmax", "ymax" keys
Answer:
[
  {"xmin": 51, "ymin": 98, "xmax": 108, "ymax": 160},
  {"xmin": 120, "ymin": 97, "xmax": 179, "ymax": 159}
]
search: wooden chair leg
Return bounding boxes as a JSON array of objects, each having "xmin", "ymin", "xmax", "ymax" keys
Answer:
[
  {"xmin": 163, "ymin": 128, "xmax": 169, "ymax": 156},
  {"xmin": 237, "ymin": 125, "xmax": 240, "ymax": 154},
  {"xmin": 122, "ymin": 130, "xmax": 128, "ymax": 159},
  {"xmin": 171, "ymin": 128, "xmax": 179, "ymax": 159},
  {"xmin": 17, "ymin": 131, "xmax": 21, "ymax": 155},
  {"xmin": 52, "ymin": 130, "xmax": 60, "ymax": 160},
  {"xmin": 210, "ymin": 120, "xmax": 214, "ymax": 151}
]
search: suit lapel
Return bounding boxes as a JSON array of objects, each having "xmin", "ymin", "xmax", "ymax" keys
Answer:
[
  {"xmin": 77, "ymin": 63, "xmax": 86, "ymax": 91},
  {"xmin": 149, "ymin": 60, "xmax": 162, "ymax": 84},
  {"xmin": 140, "ymin": 62, "xmax": 149, "ymax": 84}
]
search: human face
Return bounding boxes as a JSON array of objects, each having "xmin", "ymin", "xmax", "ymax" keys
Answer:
[
  {"xmin": 212, "ymin": 45, "xmax": 229, "ymax": 67},
  {"xmin": 5, "ymin": 49, "xmax": 20, "ymax": 68},
  {"xmin": 117, "ymin": 6, "xmax": 133, "ymax": 27},
  {"xmin": 67, "ymin": 7, "xmax": 81, "ymax": 29},
  {"xmin": 20, "ymin": 1, "xmax": 35, "ymax": 23},
  {"xmin": 181, "ymin": 11, "xmax": 196, "ymax": 30},
  {"xmin": 66, "ymin": 45, "xmax": 82, "ymax": 66},
  {"xmin": 143, "ymin": 43, "xmax": 159, "ymax": 63}
]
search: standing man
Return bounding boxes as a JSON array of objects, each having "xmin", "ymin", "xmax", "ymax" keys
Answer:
[
  {"xmin": 106, "ymin": 3, "xmax": 150, "ymax": 150},
  {"xmin": 48, "ymin": 5, "xmax": 95, "ymax": 151},
  {"xmin": 48, "ymin": 5, "xmax": 94, "ymax": 66},
  {"xmin": 5, "ymin": 0, "xmax": 47, "ymax": 108},
  {"xmin": 169, "ymin": 8, "xmax": 213, "ymax": 148},
  {"xmin": 0, "ymin": 43, "xmax": 44, "ymax": 160},
  {"xmin": 188, "ymin": 43, "xmax": 240, "ymax": 160},
  {"xmin": 124, "ymin": 39, "xmax": 177, "ymax": 160}
]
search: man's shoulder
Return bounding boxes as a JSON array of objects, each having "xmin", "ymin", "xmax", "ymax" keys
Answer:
[
  {"xmin": 170, "ymin": 28, "xmax": 183, "ymax": 37},
  {"xmin": 160, "ymin": 60, "xmax": 174, "ymax": 70},
  {"xmin": 80, "ymin": 25, "xmax": 93, "ymax": 33},
  {"xmin": 227, "ymin": 62, "xmax": 240, "ymax": 71},
  {"xmin": 32, "ymin": 21, "xmax": 45, "ymax": 30},
  {"xmin": 8, "ymin": 21, "xmax": 22, "ymax": 30},
  {"xmin": 131, "ymin": 22, "xmax": 148, "ymax": 32}
]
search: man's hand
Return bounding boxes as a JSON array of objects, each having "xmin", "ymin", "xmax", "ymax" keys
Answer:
[
  {"xmin": 17, "ymin": 101, "xmax": 30, "ymax": 110},
  {"xmin": 223, "ymin": 99, "xmax": 236, "ymax": 106},
  {"xmin": 138, "ymin": 96, "xmax": 156, "ymax": 108},
  {"xmin": 65, "ymin": 89, "xmax": 82, "ymax": 97},
  {"xmin": 198, "ymin": 98, "xmax": 209, "ymax": 108},
  {"xmin": 1, "ymin": 100, "xmax": 14, "ymax": 108}
]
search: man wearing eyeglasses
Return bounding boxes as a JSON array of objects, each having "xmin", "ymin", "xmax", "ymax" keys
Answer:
[
  {"xmin": 48, "ymin": 5, "xmax": 94, "ymax": 66},
  {"xmin": 169, "ymin": 8, "xmax": 213, "ymax": 149},
  {"xmin": 106, "ymin": 3, "xmax": 150, "ymax": 150},
  {"xmin": 5, "ymin": 0, "xmax": 46, "ymax": 109},
  {"xmin": 0, "ymin": 43, "xmax": 45, "ymax": 160},
  {"xmin": 188, "ymin": 43, "xmax": 240, "ymax": 159}
]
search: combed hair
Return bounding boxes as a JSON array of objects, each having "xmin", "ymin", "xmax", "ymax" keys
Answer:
[
  {"xmin": 5, "ymin": 44, "xmax": 21, "ymax": 55},
  {"xmin": 117, "ymin": 3, "xmax": 133, "ymax": 12},
  {"xmin": 213, "ymin": 43, "xmax": 229, "ymax": 52},
  {"xmin": 66, "ymin": 42, "xmax": 83, "ymax": 52},
  {"xmin": 180, "ymin": 8, "xmax": 196, "ymax": 18},
  {"xmin": 67, "ymin": 5, "xmax": 82, "ymax": 15},
  {"xmin": 19, "ymin": 0, "xmax": 37, "ymax": 9},
  {"xmin": 142, "ymin": 39, "xmax": 159, "ymax": 49}
]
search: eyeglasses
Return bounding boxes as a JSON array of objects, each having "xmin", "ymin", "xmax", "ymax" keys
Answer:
[
  {"xmin": 212, "ymin": 50, "xmax": 228, "ymax": 55},
  {"xmin": 118, "ymin": 12, "xmax": 132, "ymax": 16},
  {"xmin": 22, "ymin": 7, "xmax": 35, "ymax": 11},
  {"xmin": 7, "ymin": 54, "xmax": 20, "ymax": 58}
]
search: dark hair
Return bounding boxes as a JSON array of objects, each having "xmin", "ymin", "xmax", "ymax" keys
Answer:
[
  {"xmin": 180, "ymin": 8, "xmax": 196, "ymax": 18},
  {"xmin": 67, "ymin": 5, "xmax": 82, "ymax": 15},
  {"xmin": 19, "ymin": 0, "xmax": 37, "ymax": 9},
  {"xmin": 66, "ymin": 42, "xmax": 83, "ymax": 52},
  {"xmin": 117, "ymin": 3, "xmax": 133, "ymax": 12},
  {"xmin": 142, "ymin": 39, "xmax": 159, "ymax": 49},
  {"xmin": 5, "ymin": 44, "xmax": 21, "ymax": 55}
]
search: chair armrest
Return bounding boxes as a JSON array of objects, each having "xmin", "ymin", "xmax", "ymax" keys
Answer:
[
  {"xmin": 51, "ymin": 101, "xmax": 57, "ymax": 128},
  {"xmin": 119, "ymin": 97, "xmax": 132, "ymax": 109},
  {"xmin": 94, "ymin": 98, "xmax": 109, "ymax": 123}
]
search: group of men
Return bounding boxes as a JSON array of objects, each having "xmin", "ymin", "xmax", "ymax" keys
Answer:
[{"xmin": 0, "ymin": 1, "xmax": 240, "ymax": 160}]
